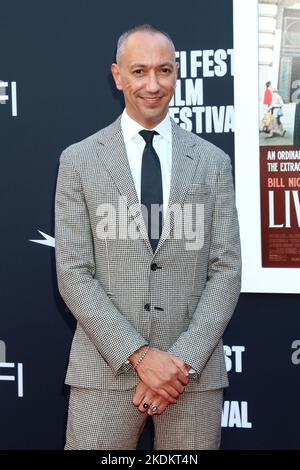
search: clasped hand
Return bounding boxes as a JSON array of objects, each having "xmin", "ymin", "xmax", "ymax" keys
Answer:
[{"xmin": 130, "ymin": 347, "xmax": 191, "ymax": 415}]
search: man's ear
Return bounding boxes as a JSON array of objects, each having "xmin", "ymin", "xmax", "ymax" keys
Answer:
[{"xmin": 111, "ymin": 63, "xmax": 123, "ymax": 91}]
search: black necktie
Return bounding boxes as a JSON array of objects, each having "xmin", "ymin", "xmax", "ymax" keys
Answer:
[{"xmin": 139, "ymin": 130, "xmax": 163, "ymax": 252}]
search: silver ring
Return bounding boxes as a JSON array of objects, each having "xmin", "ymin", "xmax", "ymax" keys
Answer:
[{"xmin": 150, "ymin": 404, "xmax": 158, "ymax": 412}]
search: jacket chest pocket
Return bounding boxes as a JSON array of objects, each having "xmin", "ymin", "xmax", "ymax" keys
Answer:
[{"xmin": 185, "ymin": 182, "xmax": 211, "ymax": 201}]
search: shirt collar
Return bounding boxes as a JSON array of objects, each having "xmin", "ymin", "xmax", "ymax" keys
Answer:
[{"xmin": 121, "ymin": 109, "xmax": 171, "ymax": 144}]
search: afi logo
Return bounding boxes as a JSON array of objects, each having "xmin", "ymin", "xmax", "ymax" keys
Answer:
[
  {"xmin": 0, "ymin": 340, "xmax": 24, "ymax": 398},
  {"xmin": 0, "ymin": 80, "xmax": 18, "ymax": 116}
]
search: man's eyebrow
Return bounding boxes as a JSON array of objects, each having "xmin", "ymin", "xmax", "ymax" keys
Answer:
[
  {"xmin": 129, "ymin": 62, "xmax": 174, "ymax": 69},
  {"xmin": 159, "ymin": 62, "xmax": 174, "ymax": 68},
  {"xmin": 130, "ymin": 63, "xmax": 147, "ymax": 69}
]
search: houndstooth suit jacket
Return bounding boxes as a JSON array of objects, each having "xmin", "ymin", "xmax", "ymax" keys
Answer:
[{"xmin": 55, "ymin": 115, "xmax": 241, "ymax": 392}]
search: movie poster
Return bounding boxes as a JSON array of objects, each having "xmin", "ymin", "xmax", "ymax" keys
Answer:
[{"xmin": 259, "ymin": 0, "xmax": 300, "ymax": 267}]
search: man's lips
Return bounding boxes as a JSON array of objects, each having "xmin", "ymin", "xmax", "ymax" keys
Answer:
[{"xmin": 139, "ymin": 96, "xmax": 164, "ymax": 105}]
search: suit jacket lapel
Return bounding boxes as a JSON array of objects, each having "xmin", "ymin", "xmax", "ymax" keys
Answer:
[
  {"xmin": 156, "ymin": 119, "xmax": 200, "ymax": 253},
  {"xmin": 95, "ymin": 117, "xmax": 153, "ymax": 253},
  {"xmin": 168, "ymin": 119, "xmax": 200, "ymax": 207}
]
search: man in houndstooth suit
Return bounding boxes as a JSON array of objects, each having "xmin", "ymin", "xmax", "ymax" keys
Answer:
[{"xmin": 55, "ymin": 24, "xmax": 241, "ymax": 450}]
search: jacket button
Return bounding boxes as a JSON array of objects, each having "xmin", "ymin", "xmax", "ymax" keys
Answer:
[
  {"xmin": 151, "ymin": 263, "xmax": 158, "ymax": 271},
  {"xmin": 144, "ymin": 303, "xmax": 151, "ymax": 311}
]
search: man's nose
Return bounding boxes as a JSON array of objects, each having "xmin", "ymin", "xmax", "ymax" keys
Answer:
[{"xmin": 146, "ymin": 71, "xmax": 160, "ymax": 93}]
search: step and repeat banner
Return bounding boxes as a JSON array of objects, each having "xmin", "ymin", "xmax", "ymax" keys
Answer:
[{"xmin": 1, "ymin": 0, "xmax": 299, "ymax": 450}]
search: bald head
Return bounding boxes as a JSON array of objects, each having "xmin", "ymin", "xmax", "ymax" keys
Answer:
[{"xmin": 116, "ymin": 24, "xmax": 175, "ymax": 64}]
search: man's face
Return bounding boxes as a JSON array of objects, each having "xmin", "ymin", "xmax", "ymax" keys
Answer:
[{"xmin": 111, "ymin": 31, "xmax": 178, "ymax": 128}]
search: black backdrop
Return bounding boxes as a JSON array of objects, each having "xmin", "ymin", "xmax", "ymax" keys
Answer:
[{"xmin": 1, "ymin": 0, "xmax": 299, "ymax": 450}]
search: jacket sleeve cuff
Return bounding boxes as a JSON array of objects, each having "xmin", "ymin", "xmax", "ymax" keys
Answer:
[{"xmin": 114, "ymin": 341, "xmax": 149, "ymax": 376}]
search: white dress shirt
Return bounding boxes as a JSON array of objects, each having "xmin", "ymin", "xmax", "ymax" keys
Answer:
[{"xmin": 121, "ymin": 109, "xmax": 172, "ymax": 219}]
